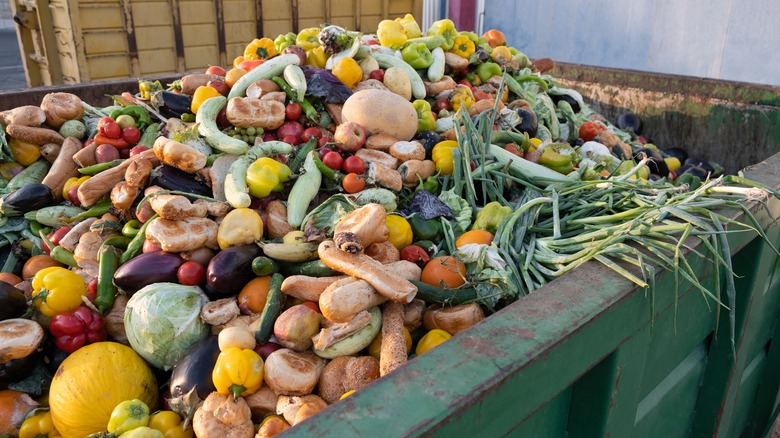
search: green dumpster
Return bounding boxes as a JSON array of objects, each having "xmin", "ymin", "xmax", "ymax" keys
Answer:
[{"xmin": 0, "ymin": 65, "xmax": 778, "ymax": 437}]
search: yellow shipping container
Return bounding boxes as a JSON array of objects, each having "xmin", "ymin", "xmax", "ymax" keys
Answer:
[{"xmin": 9, "ymin": 0, "xmax": 422, "ymax": 86}]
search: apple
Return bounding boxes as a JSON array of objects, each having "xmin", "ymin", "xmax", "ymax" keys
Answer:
[
  {"xmin": 207, "ymin": 80, "xmax": 230, "ymax": 96},
  {"xmin": 206, "ymin": 65, "xmax": 227, "ymax": 76},
  {"xmin": 129, "ymin": 145, "xmax": 149, "ymax": 157},
  {"xmin": 334, "ymin": 122, "xmax": 367, "ymax": 152}
]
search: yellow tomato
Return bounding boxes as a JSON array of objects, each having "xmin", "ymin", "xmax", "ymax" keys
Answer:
[
  {"xmin": 385, "ymin": 215, "xmax": 413, "ymax": 250},
  {"xmin": 415, "ymin": 329, "xmax": 452, "ymax": 355},
  {"xmin": 455, "ymin": 229, "xmax": 494, "ymax": 247}
]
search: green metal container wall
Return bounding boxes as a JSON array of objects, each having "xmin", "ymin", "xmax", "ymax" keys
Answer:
[{"xmin": 0, "ymin": 64, "xmax": 778, "ymax": 437}]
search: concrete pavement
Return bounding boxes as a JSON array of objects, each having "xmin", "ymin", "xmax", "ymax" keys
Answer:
[{"xmin": 0, "ymin": 29, "xmax": 29, "ymax": 91}]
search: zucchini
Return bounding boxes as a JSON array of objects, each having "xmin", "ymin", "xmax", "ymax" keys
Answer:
[
  {"xmin": 278, "ymin": 259, "xmax": 340, "ymax": 277},
  {"xmin": 0, "ymin": 184, "xmax": 55, "ymax": 216},
  {"xmin": 24, "ymin": 205, "xmax": 85, "ymax": 227},
  {"xmin": 228, "ymin": 53, "xmax": 301, "ymax": 100},
  {"xmin": 255, "ymin": 273, "xmax": 285, "ymax": 344},
  {"xmin": 283, "ymin": 64, "xmax": 307, "ymax": 102},
  {"xmin": 411, "ymin": 280, "xmax": 479, "ymax": 305},
  {"xmin": 287, "ymin": 152, "xmax": 322, "ymax": 228},
  {"xmin": 372, "ymin": 53, "xmax": 426, "ymax": 100},
  {"xmin": 427, "ymin": 47, "xmax": 446, "ymax": 82},
  {"xmin": 196, "ymin": 96, "xmax": 249, "ymax": 155},
  {"xmin": 252, "ymin": 256, "xmax": 280, "ymax": 276},
  {"xmin": 6, "ymin": 159, "xmax": 49, "ymax": 191},
  {"xmin": 224, "ymin": 142, "xmax": 294, "ymax": 209},
  {"xmin": 313, "ymin": 306, "xmax": 382, "ymax": 359},
  {"xmin": 350, "ymin": 187, "xmax": 398, "ymax": 212}
]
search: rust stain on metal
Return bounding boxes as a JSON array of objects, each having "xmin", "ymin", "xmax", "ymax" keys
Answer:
[
  {"xmin": 214, "ymin": 0, "xmax": 227, "ymax": 67},
  {"xmin": 255, "ymin": 0, "xmax": 263, "ymax": 38},
  {"xmin": 169, "ymin": 0, "xmax": 185, "ymax": 72},
  {"xmin": 118, "ymin": 0, "xmax": 140, "ymax": 77}
]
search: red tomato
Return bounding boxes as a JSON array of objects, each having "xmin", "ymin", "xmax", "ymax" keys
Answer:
[
  {"xmin": 208, "ymin": 80, "xmax": 230, "ymax": 96},
  {"xmin": 282, "ymin": 134, "xmax": 300, "ymax": 146},
  {"xmin": 129, "ymin": 145, "xmax": 149, "ymax": 157},
  {"xmin": 302, "ymin": 127, "xmax": 323, "ymax": 142},
  {"xmin": 433, "ymin": 97, "xmax": 451, "ymax": 112},
  {"xmin": 482, "ymin": 29, "xmax": 507, "ymax": 48},
  {"xmin": 368, "ymin": 69, "xmax": 384, "ymax": 82},
  {"xmin": 285, "ymin": 102, "xmax": 303, "ymax": 121},
  {"xmin": 97, "ymin": 117, "xmax": 121, "ymax": 139},
  {"xmin": 121, "ymin": 126, "xmax": 141, "ymax": 145},
  {"xmin": 472, "ymin": 88, "xmax": 492, "ymax": 101},
  {"xmin": 45, "ymin": 226, "xmax": 72, "ymax": 254},
  {"xmin": 342, "ymin": 155, "xmax": 365, "ymax": 174},
  {"xmin": 67, "ymin": 185, "xmax": 81, "ymax": 206},
  {"xmin": 206, "ymin": 65, "xmax": 227, "ymax": 76},
  {"xmin": 322, "ymin": 151, "xmax": 343, "ymax": 170},
  {"xmin": 238, "ymin": 59, "xmax": 264, "ymax": 71},
  {"xmin": 342, "ymin": 173, "xmax": 365, "ymax": 193},
  {"xmin": 317, "ymin": 136, "xmax": 331, "ymax": 148},
  {"xmin": 400, "ymin": 245, "xmax": 430, "ymax": 268},
  {"xmin": 86, "ymin": 277, "xmax": 98, "ymax": 303},
  {"xmin": 178, "ymin": 261, "xmax": 206, "ymax": 286},
  {"xmin": 579, "ymin": 121, "xmax": 606, "ymax": 142},
  {"xmin": 457, "ymin": 79, "xmax": 473, "ymax": 90}
]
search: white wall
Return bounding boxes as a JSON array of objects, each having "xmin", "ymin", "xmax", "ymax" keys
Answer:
[
  {"xmin": 0, "ymin": 0, "xmax": 14, "ymax": 30},
  {"xmin": 482, "ymin": 0, "xmax": 780, "ymax": 86}
]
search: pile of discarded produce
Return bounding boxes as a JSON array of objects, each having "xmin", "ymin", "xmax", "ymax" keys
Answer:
[{"xmin": 0, "ymin": 14, "xmax": 776, "ymax": 438}]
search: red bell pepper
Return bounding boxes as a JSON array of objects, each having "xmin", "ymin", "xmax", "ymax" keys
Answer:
[
  {"xmin": 94, "ymin": 134, "xmax": 130, "ymax": 149},
  {"xmin": 49, "ymin": 306, "xmax": 107, "ymax": 353}
]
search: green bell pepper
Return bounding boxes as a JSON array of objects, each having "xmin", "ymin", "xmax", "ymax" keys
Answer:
[
  {"xmin": 409, "ymin": 213, "xmax": 444, "ymax": 241},
  {"xmin": 275, "ymin": 32, "xmax": 297, "ymax": 52},
  {"xmin": 413, "ymin": 100, "xmax": 436, "ymax": 132},
  {"xmin": 477, "ymin": 61, "xmax": 502, "ymax": 82},
  {"xmin": 472, "ymin": 201, "xmax": 512, "ymax": 234},
  {"xmin": 402, "ymin": 42, "xmax": 434, "ymax": 69},
  {"xmin": 415, "ymin": 174, "xmax": 439, "ymax": 193},
  {"xmin": 538, "ymin": 143, "xmax": 576, "ymax": 175},
  {"xmin": 426, "ymin": 19, "xmax": 457, "ymax": 50},
  {"xmin": 458, "ymin": 31, "xmax": 479, "ymax": 44}
]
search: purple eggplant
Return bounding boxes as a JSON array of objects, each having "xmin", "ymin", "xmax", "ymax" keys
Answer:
[
  {"xmin": 207, "ymin": 244, "xmax": 259, "ymax": 295},
  {"xmin": 114, "ymin": 251, "xmax": 183, "ymax": 294}
]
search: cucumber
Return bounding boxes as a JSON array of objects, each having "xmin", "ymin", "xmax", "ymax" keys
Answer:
[
  {"xmin": 255, "ymin": 273, "xmax": 285, "ymax": 344},
  {"xmin": 427, "ymin": 47, "xmax": 446, "ymax": 82},
  {"xmin": 350, "ymin": 187, "xmax": 398, "ymax": 212},
  {"xmin": 224, "ymin": 142, "xmax": 294, "ymax": 208},
  {"xmin": 411, "ymin": 280, "xmax": 479, "ymax": 305},
  {"xmin": 278, "ymin": 259, "xmax": 340, "ymax": 277},
  {"xmin": 228, "ymin": 53, "xmax": 301, "ymax": 100},
  {"xmin": 251, "ymin": 256, "xmax": 280, "ymax": 276},
  {"xmin": 196, "ymin": 96, "xmax": 249, "ymax": 155},
  {"xmin": 372, "ymin": 53, "xmax": 426, "ymax": 100}
]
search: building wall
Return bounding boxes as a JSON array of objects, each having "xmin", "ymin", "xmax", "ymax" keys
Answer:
[
  {"xmin": 0, "ymin": 0, "xmax": 14, "ymax": 29},
  {"xmin": 482, "ymin": 0, "xmax": 780, "ymax": 86}
]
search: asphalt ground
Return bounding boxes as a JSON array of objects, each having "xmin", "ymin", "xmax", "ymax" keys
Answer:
[{"xmin": 0, "ymin": 29, "xmax": 30, "ymax": 91}]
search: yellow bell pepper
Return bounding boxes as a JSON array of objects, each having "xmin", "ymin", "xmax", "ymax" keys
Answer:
[
  {"xmin": 191, "ymin": 86, "xmax": 222, "ymax": 114},
  {"xmin": 107, "ymin": 399, "xmax": 151, "ymax": 435},
  {"xmin": 62, "ymin": 175, "xmax": 90, "ymax": 199},
  {"xmin": 395, "ymin": 13, "xmax": 422, "ymax": 38},
  {"xmin": 450, "ymin": 35, "xmax": 475, "ymax": 58},
  {"xmin": 31, "ymin": 266, "xmax": 87, "ymax": 317},
  {"xmin": 246, "ymin": 157, "xmax": 291, "ymax": 199},
  {"xmin": 450, "ymin": 85, "xmax": 475, "ymax": 112},
  {"xmin": 296, "ymin": 27, "xmax": 321, "ymax": 52},
  {"xmin": 120, "ymin": 427, "xmax": 165, "ymax": 438},
  {"xmin": 377, "ymin": 19, "xmax": 407, "ymax": 50},
  {"xmin": 306, "ymin": 46, "xmax": 328, "ymax": 68},
  {"xmin": 233, "ymin": 55, "xmax": 245, "ymax": 69},
  {"xmin": 332, "ymin": 57, "xmax": 363, "ymax": 89},
  {"xmin": 148, "ymin": 411, "xmax": 194, "ymax": 438},
  {"xmin": 243, "ymin": 37, "xmax": 278, "ymax": 60},
  {"xmin": 19, "ymin": 410, "xmax": 61, "ymax": 438},
  {"xmin": 385, "ymin": 215, "xmax": 413, "ymax": 250},
  {"xmin": 0, "ymin": 161, "xmax": 22, "ymax": 181},
  {"xmin": 212, "ymin": 347, "xmax": 265, "ymax": 399},
  {"xmin": 431, "ymin": 140, "xmax": 459, "ymax": 176},
  {"xmin": 415, "ymin": 328, "xmax": 452, "ymax": 355},
  {"xmin": 8, "ymin": 138, "xmax": 41, "ymax": 167},
  {"xmin": 426, "ymin": 19, "xmax": 458, "ymax": 50}
]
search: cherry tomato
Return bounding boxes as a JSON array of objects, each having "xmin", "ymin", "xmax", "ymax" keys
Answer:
[
  {"xmin": 121, "ymin": 126, "xmax": 141, "ymax": 144},
  {"xmin": 129, "ymin": 145, "xmax": 149, "ymax": 157},
  {"xmin": 67, "ymin": 185, "xmax": 81, "ymax": 206},
  {"xmin": 342, "ymin": 173, "xmax": 366, "ymax": 193},
  {"xmin": 579, "ymin": 121, "xmax": 606, "ymax": 142},
  {"xmin": 433, "ymin": 97, "xmax": 451, "ymax": 112},
  {"xmin": 322, "ymin": 151, "xmax": 343, "ymax": 170},
  {"xmin": 302, "ymin": 127, "xmax": 323, "ymax": 142},
  {"xmin": 400, "ymin": 245, "xmax": 430, "ymax": 268},
  {"xmin": 317, "ymin": 136, "xmax": 331, "ymax": 148},
  {"xmin": 285, "ymin": 102, "xmax": 303, "ymax": 121},
  {"xmin": 178, "ymin": 261, "xmax": 206, "ymax": 286},
  {"xmin": 282, "ymin": 134, "xmax": 300, "ymax": 146},
  {"xmin": 206, "ymin": 65, "xmax": 227, "ymax": 76},
  {"xmin": 86, "ymin": 277, "xmax": 98, "ymax": 303},
  {"xmin": 317, "ymin": 146, "xmax": 334, "ymax": 160},
  {"xmin": 342, "ymin": 155, "xmax": 366, "ymax": 174},
  {"xmin": 457, "ymin": 80, "xmax": 473, "ymax": 90},
  {"xmin": 97, "ymin": 117, "xmax": 121, "ymax": 139},
  {"xmin": 368, "ymin": 69, "xmax": 384, "ymax": 82},
  {"xmin": 44, "ymin": 226, "xmax": 72, "ymax": 254}
]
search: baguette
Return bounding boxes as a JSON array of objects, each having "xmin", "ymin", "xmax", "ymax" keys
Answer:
[
  {"xmin": 379, "ymin": 302, "xmax": 407, "ymax": 376},
  {"xmin": 318, "ymin": 240, "xmax": 417, "ymax": 303},
  {"xmin": 280, "ymin": 275, "xmax": 347, "ymax": 302},
  {"xmin": 5, "ymin": 124, "xmax": 65, "ymax": 145},
  {"xmin": 77, "ymin": 149, "xmax": 158, "ymax": 207}
]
